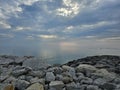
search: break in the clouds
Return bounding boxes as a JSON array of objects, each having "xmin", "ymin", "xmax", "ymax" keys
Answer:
[{"xmin": 0, "ymin": 0, "xmax": 120, "ymax": 40}]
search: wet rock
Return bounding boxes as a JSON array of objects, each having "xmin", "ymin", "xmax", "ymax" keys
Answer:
[{"xmin": 26, "ymin": 83, "xmax": 44, "ymax": 90}]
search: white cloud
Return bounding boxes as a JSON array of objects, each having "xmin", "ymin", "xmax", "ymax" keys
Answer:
[
  {"xmin": 38, "ymin": 35, "xmax": 57, "ymax": 39},
  {"xmin": 56, "ymin": 0, "xmax": 80, "ymax": 17},
  {"xmin": 0, "ymin": 22, "xmax": 11, "ymax": 29},
  {"xmin": 18, "ymin": 0, "xmax": 39, "ymax": 6},
  {"xmin": 15, "ymin": 26, "xmax": 31, "ymax": 31},
  {"xmin": 80, "ymin": 21, "xmax": 117, "ymax": 30}
]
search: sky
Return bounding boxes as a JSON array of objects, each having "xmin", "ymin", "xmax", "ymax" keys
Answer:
[{"xmin": 0, "ymin": 0, "xmax": 120, "ymax": 62}]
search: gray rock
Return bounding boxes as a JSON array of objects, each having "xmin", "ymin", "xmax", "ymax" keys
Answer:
[
  {"xmin": 45, "ymin": 72, "xmax": 55, "ymax": 82},
  {"xmin": 114, "ymin": 77, "xmax": 120, "ymax": 84},
  {"xmin": 76, "ymin": 64, "xmax": 97, "ymax": 73},
  {"xmin": 62, "ymin": 65, "xmax": 76, "ymax": 76},
  {"xmin": 80, "ymin": 77, "xmax": 93, "ymax": 84},
  {"xmin": 86, "ymin": 85, "xmax": 99, "ymax": 90},
  {"xmin": 12, "ymin": 66, "xmax": 31, "ymax": 77},
  {"xmin": 55, "ymin": 74, "xmax": 63, "ymax": 81},
  {"xmin": 30, "ymin": 77, "xmax": 45, "ymax": 85},
  {"xmin": 28, "ymin": 70, "xmax": 45, "ymax": 78},
  {"xmin": 15, "ymin": 80, "xmax": 30, "ymax": 90},
  {"xmin": 49, "ymin": 81, "xmax": 64, "ymax": 90},
  {"xmin": 91, "ymin": 69, "xmax": 116, "ymax": 81},
  {"xmin": 62, "ymin": 76, "xmax": 73, "ymax": 84},
  {"xmin": 100, "ymin": 83, "xmax": 116, "ymax": 90},
  {"xmin": 93, "ymin": 78, "xmax": 106, "ymax": 86},
  {"xmin": 47, "ymin": 67, "xmax": 63, "ymax": 74},
  {"xmin": 66, "ymin": 82, "xmax": 85, "ymax": 90},
  {"xmin": 26, "ymin": 83, "xmax": 44, "ymax": 90},
  {"xmin": 23, "ymin": 58, "xmax": 50, "ymax": 70}
]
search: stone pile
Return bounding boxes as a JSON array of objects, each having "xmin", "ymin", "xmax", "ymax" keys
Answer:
[{"xmin": 0, "ymin": 55, "xmax": 120, "ymax": 90}]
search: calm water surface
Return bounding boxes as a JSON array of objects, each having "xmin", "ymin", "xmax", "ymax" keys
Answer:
[{"xmin": 0, "ymin": 39, "xmax": 120, "ymax": 64}]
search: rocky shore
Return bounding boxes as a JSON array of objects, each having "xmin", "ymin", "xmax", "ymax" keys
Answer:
[{"xmin": 0, "ymin": 55, "xmax": 120, "ymax": 90}]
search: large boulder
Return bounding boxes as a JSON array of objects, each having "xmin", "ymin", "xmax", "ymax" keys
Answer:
[
  {"xmin": 76, "ymin": 64, "xmax": 97, "ymax": 76},
  {"xmin": 26, "ymin": 83, "xmax": 44, "ymax": 90},
  {"xmin": 91, "ymin": 69, "xmax": 116, "ymax": 81},
  {"xmin": 45, "ymin": 72, "xmax": 55, "ymax": 82}
]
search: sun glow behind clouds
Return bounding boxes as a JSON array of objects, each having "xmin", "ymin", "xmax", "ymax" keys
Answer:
[
  {"xmin": 56, "ymin": 0, "xmax": 80, "ymax": 17},
  {"xmin": 38, "ymin": 35, "xmax": 57, "ymax": 39}
]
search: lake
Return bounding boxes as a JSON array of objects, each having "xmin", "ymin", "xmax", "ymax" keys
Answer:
[{"xmin": 0, "ymin": 38, "xmax": 120, "ymax": 64}]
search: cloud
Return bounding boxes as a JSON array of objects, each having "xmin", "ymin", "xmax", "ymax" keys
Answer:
[
  {"xmin": 0, "ymin": 22, "xmax": 11, "ymax": 29},
  {"xmin": 56, "ymin": 0, "xmax": 80, "ymax": 17},
  {"xmin": 37, "ymin": 35, "xmax": 57, "ymax": 39},
  {"xmin": 14, "ymin": 26, "xmax": 31, "ymax": 31}
]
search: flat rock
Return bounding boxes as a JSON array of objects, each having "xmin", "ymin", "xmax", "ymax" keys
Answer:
[
  {"xmin": 76, "ymin": 64, "xmax": 97, "ymax": 73},
  {"xmin": 26, "ymin": 83, "xmax": 44, "ymax": 90},
  {"xmin": 49, "ymin": 81, "xmax": 64, "ymax": 90}
]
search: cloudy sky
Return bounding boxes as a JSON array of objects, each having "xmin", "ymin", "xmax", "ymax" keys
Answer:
[{"xmin": 0, "ymin": 0, "xmax": 120, "ymax": 61}]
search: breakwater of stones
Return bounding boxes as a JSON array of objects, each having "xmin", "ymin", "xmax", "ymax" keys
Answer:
[{"xmin": 0, "ymin": 55, "xmax": 120, "ymax": 90}]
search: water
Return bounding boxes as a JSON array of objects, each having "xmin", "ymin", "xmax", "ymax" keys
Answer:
[{"xmin": 0, "ymin": 39, "xmax": 120, "ymax": 64}]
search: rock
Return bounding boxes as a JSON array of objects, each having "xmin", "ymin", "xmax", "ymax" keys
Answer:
[
  {"xmin": 86, "ymin": 85, "xmax": 99, "ymax": 90},
  {"xmin": 26, "ymin": 83, "xmax": 44, "ymax": 90},
  {"xmin": 15, "ymin": 80, "xmax": 30, "ymax": 90},
  {"xmin": 62, "ymin": 76, "xmax": 73, "ymax": 84},
  {"xmin": 45, "ymin": 72, "xmax": 55, "ymax": 82},
  {"xmin": 93, "ymin": 78, "xmax": 106, "ymax": 86},
  {"xmin": 55, "ymin": 74, "xmax": 63, "ymax": 81},
  {"xmin": 114, "ymin": 77, "xmax": 120, "ymax": 84},
  {"xmin": 91, "ymin": 69, "xmax": 116, "ymax": 81},
  {"xmin": 66, "ymin": 82, "xmax": 81, "ymax": 90},
  {"xmin": 76, "ymin": 64, "xmax": 97, "ymax": 76},
  {"xmin": 3, "ymin": 76, "xmax": 17, "ymax": 84},
  {"xmin": 80, "ymin": 77, "xmax": 93, "ymax": 84},
  {"xmin": 47, "ymin": 67, "xmax": 63, "ymax": 74},
  {"xmin": 23, "ymin": 58, "xmax": 50, "ymax": 70},
  {"xmin": 49, "ymin": 81, "xmax": 64, "ymax": 90},
  {"xmin": 28, "ymin": 70, "xmax": 45, "ymax": 78},
  {"xmin": 3, "ymin": 84, "xmax": 14, "ymax": 90},
  {"xmin": 30, "ymin": 77, "xmax": 45, "ymax": 85},
  {"xmin": 12, "ymin": 66, "xmax": 31, "ymax": 77},
  {"xmin": 100, "ymin": 83, "xmax": 116, "ymax": 90}
]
